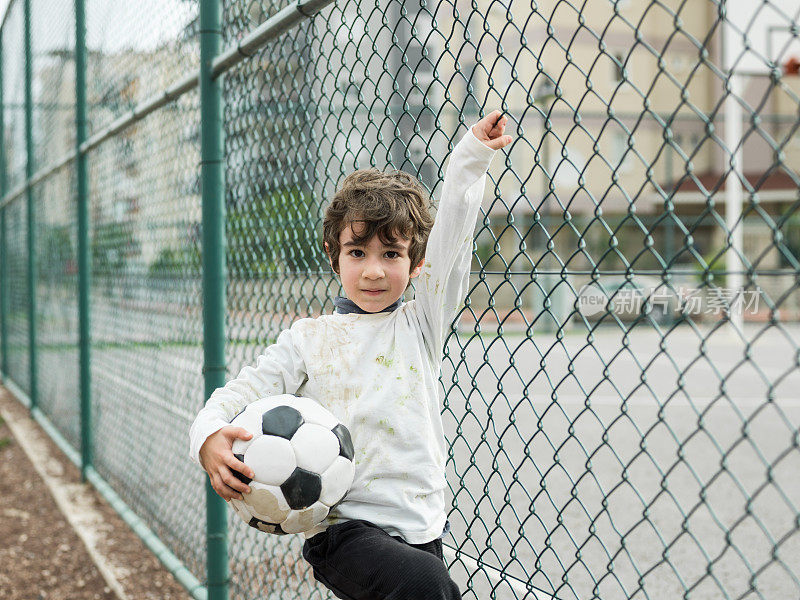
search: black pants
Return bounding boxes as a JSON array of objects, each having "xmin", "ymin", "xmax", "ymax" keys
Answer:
[{"xmin": 302, "ymin": 519, "xmax": 461, "ymax": 600}]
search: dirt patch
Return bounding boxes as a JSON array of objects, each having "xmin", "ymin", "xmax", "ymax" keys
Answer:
[{"xmin": 0, "ymin": 387, "xmax": 192, "ymax": 600}]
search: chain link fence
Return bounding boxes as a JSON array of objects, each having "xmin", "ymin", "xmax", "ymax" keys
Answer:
[{"xmin": 1, "ymin": 0, "xmax": 800, "ymax": 598}]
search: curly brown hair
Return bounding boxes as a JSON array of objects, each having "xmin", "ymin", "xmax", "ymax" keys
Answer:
[{"xmin": 323, "ymin": 168, "xmax": 434, "ymax": 273}]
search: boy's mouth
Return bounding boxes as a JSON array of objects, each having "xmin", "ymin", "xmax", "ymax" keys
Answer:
[{"xmin": 362, "ymin": 289, "xmax": 386, "ymax": 295}]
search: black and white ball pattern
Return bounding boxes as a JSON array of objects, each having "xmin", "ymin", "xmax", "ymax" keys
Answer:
[{"xmin": 227, "ymin": 394, "xmax": 355, "ymax": 535}]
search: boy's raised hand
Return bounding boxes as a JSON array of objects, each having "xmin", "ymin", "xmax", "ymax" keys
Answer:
[
  {"xmin": 473, "ymin": 109, "xmax": 513, "ymax": 150},
  {"xmin": 199, "ymin": 425, "xmax": 255, "ymax": 501}
]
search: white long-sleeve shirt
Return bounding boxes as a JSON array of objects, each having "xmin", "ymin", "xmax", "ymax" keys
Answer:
[{"xmin": 189, "ymin": 127, "xmax": 497, "ymax": 544}]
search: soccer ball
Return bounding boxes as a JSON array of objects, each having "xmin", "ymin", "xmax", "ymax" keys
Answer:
[{"xmin": 227, "ymin": 394, "xmax": 355, "ymax": 535}]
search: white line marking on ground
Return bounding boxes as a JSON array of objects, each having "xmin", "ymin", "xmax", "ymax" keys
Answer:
[{"xmin": 443, "ymin": 545, "xmax": 552, "ymax": 599}]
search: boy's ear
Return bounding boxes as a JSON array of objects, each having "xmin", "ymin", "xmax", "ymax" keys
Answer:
[
  {"xmin": 409, "ymin": 258, "xmax": 425, "ymax": 279},
  {"xmin": 324, "ymin": 242, "xmax": 338, "ymax": 274}
]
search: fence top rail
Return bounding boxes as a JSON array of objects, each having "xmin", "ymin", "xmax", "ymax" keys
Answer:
[{"xmin": 211, "ymin": 0, "xmax": 333, "ymax": 77}]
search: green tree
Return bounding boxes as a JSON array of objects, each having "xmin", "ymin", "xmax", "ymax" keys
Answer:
[
  {"xmin": 148, "ymin": 246, "xmax": 200, "ymax": 278},
  {"xmin": 40, "ymin": 224, "xmax": 74, "ymax": 281},
  {"xmin": 227, "ymin": 186, "xmax": 324, "ymax": 278},
  {"xmin": 91, "ymin": 222, "xmax": 136, "ymax": 295}
]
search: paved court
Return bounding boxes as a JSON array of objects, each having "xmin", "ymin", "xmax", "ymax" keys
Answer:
[
  {"xmin": 441, "ymin": 320, "xmax": 800, "ymax": 599},
  {"xmin": 20, "ymin": 298, "xmax": 800, "ymax": 599}
]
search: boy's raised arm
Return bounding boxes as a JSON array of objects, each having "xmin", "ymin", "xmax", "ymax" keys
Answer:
[{"xmin": 414, "ymin": 111, "xmax": 512, "ymax": 360}]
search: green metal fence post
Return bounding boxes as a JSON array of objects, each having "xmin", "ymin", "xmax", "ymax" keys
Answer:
[
  {"xmin": 0, "ymin": 29, "xmax": 6, "ymax": 380},
  {"xmin": 74, "ymin": 0, "xmax": 91, "ymax": 481},
  {"xmin": 23, "ymin": 0, "xmax": 37, "ymax": 411},
  {"xmin": 199, "ymin": 0, "xmax": 227, "ymax": 598}
]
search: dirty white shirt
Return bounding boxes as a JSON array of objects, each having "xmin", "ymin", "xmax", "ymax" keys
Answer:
[{"xmin": 189, "ymin": 127, "xmax": 496, "ymax": 544}]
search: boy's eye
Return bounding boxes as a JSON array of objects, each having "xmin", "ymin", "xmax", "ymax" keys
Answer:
[
  {"xmin": 385, "ymin": 251, "xmax": 400, "ymax": 259},
  {"xmin": 348, "ymin": 249, "xmax": 364, "ymax": 258}
]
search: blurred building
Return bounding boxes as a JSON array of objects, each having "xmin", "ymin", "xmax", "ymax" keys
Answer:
[
  {"xmin": 34, "ymin": 43, "xmax": 201, "ymax": 280},
  {"xmin": 401, "ymin": 0, "xmax": 800, "ymax": 320},
  {"xmin": 24, "ymin": 1, "xmax": 800, "ymax": 317}
]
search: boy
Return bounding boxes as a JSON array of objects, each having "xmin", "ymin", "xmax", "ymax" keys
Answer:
[{"xmin": 189, "ymin": 110, "xmax": 512, "ymax": 599}]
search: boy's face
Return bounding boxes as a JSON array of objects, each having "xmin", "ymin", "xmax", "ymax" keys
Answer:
[{"xmin": 329, "ymin": 221, "xmax": 423, "ymax": 313}]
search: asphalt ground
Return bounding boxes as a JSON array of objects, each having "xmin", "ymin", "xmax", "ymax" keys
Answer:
[{"xmin": 6, "ymin": 311, "xmax": 800, "ymax": 599}]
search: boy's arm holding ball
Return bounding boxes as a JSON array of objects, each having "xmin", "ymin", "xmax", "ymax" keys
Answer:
[{"xmin": 190, "ymin": 325, "xmax": 308, "ymax": 501}]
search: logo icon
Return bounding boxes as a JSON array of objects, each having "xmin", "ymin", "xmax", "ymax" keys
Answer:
[{"xmin": 577, "ymin": 283, "xmax": 609, "ymax": 317}]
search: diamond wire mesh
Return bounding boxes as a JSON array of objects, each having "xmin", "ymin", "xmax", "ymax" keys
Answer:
[
  {"xmin": 33, "ymin": 164, "xmax": 80, "ymax": 447},
  {"xmin": 222, "ymin": 3, "xmax": 330, "ymax": 596},
  {"xmin": 87, "ymin": 80, "xmax": 206, "ymax": 577},
  {"xmin": 1, "ymin": 0, "xmax": 27, "ymax": 394},
  {"xmin": 30, "ymin": 0, "xmax": 75, "ymax": 170},
  {"xmin": 85, "ymin": 0, "xmax": 199, "ymax": 138},
  {"xmin": 220, "ymin": 1, "xmax": 800, "ymax": 598},
  {"xmin": 1, "ymin": 0, "xmax": 800, "ymax": 599},
  {"xmin": 28, "ymin": 0, "xmax": 79, "ymax": 448},
  {"xmin": 2, "ymin": 197, "xmax": 28, "ymax": 393},
  {"xmin": 3, "ymin": 0, "xmax": 25, "ymax": 191},
  {"xmin": 79, "ymin": 0, "xmax": 205, "ymax": 575}
]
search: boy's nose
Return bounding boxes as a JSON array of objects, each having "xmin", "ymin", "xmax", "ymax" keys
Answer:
[{"xmin": 362, "ymin": 260, "xmax": 384, "ymax": 279}]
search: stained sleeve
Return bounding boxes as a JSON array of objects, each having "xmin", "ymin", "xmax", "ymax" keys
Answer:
[
  {"xmin": 188, "ymin": 322, "xmax": 308, "ymax": 464},
  {"xmin": 413, "ymin": 126, "xmax": 497, "ymax": 362}
]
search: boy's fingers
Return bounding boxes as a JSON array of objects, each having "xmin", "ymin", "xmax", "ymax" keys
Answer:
[
  {"xmin": 221, "ymin": 489, "xmax": 242, "ymax": 502},
  {"xmin": 486, "ymin": 135, "xmax": 513, "ymax": 150},
  {"xmin": 210, "ymin": 476, "xmax": 232, "ymax": 500},
  {"xmin": 209, "ymin": 464, "xmax": 250, "ymax": 499},
  {"xmin": 217, "ymin": 482, "xmax": 241, "ymax": 501},
  {"xmin": 490, "ymin": 116, "xmax": 508, "ymax": 136},
  {"xmin": 221, "ymin": 427, "xmax": 253, "ymax": 446},
  {"xmin": 222, "ymin": 469, "xmax": 251, "ymax": 494},
  {"xmin": 476, "ymin": 110, "xmax": 501, "ymax": 134},
  {"xmin": 231, "ymin": 427, "xmax": 253, "ymax": 440},
  {"xmin": 227, "ymin": 455, "xmax": 254, "ymax": 479},
  {"xmin": 476, "ymin": 111, "xmax": 508, "ymax": 141}
]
